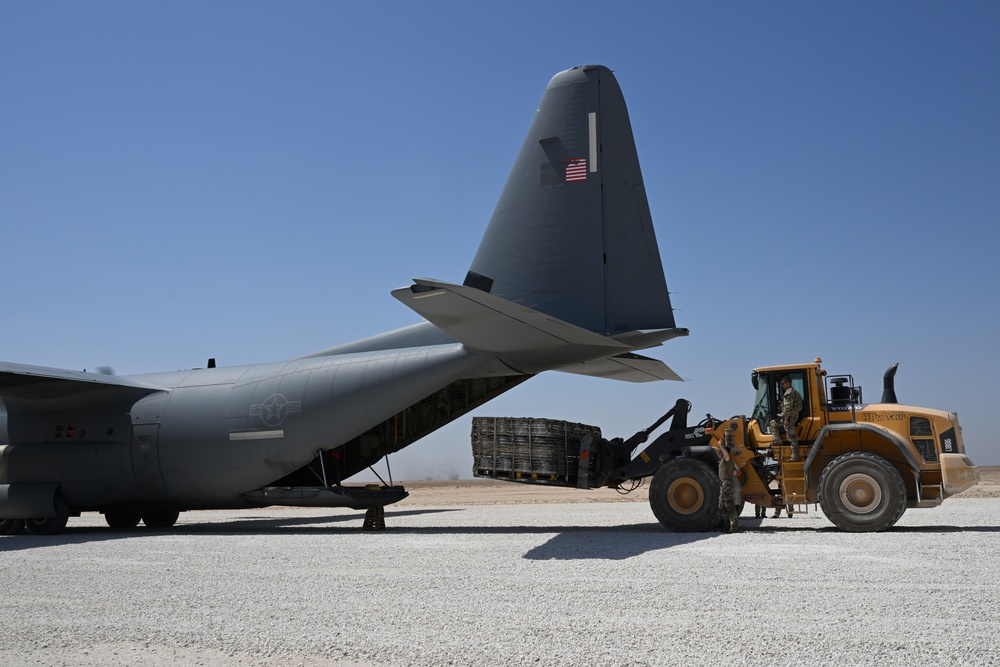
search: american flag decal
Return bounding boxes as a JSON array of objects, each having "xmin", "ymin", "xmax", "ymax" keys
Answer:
[{"xmin": 563, "ymin": 157, "xmax": 587, "ymax": 182}]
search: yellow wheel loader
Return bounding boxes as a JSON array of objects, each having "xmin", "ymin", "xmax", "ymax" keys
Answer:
[{"xmin": 472, "ymin": 359, "xmax": 979, "ymax": 532}]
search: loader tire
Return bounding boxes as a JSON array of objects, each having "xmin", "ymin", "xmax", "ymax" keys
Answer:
[
  {"xmin": 649, "ymin": 458, "xmax": 721, "ymax": 532},
  {"xmin": 818, "ymin": 452, "xmax": 906, "ymax": 532}
]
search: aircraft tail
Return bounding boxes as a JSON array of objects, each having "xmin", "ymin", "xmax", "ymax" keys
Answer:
[
  {"xmin": 393, "ymin": 66, "xmax": 686, "ymax": 382},
  {"xmin": 463, "ymin": 65, "xmax": 677, "ymax": 336}
]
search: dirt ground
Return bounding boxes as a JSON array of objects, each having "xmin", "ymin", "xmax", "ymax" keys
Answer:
[{"xmin": 392, "ymin": 465, "xmax": 1000, "ymax": 506}]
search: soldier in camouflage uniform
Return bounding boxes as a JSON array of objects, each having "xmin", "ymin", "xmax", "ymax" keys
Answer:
[
  {"xmin": 718, "ymin": 444, "xmax": 739, "ymax": 533},
  {"xmin": 769, "ymin": 375, "xmax": 803, "ymax": 462}
]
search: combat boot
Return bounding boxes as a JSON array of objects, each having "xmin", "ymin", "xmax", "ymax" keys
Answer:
[{"xmin": 789, "ymin": 444, "xmax": 801, "ymax": 462}]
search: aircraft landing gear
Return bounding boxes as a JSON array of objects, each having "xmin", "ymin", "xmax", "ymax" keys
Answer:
[
  {"xmin": 0, "ymin": 518, "xmax": 26, "ymax": 535},
  {"xmin": 362, "ymin": 506, "xmax": 386, "ymax": 530},
  {"xmin": 105, "ymin": 512, "xmax": 142, "ymax": 529},
  {"xmin": 24, "ymin": 514, "xmax": 69, "ymax": 535},
  {"xmin": 142, "ymin": 510, "xmax": 180, "ymax": 529}
]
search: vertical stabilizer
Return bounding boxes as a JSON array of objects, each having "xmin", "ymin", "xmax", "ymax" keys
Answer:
[{"xmin": 464, "ymin": 65, "xmax": 676, "ymax": 335}]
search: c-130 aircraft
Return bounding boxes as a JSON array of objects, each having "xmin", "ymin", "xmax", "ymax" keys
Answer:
[{"xmin": 0, "ymin": 65, "xmax": 687, "ymax": 535}]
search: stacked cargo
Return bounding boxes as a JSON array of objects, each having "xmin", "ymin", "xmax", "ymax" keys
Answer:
[{"xmin": 471, "ymin": 417, "xmax": 601, "ymax": 487}]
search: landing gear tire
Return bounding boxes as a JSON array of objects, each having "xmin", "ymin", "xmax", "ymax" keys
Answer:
[
  {"xmin": 23, "ymin": 494, "xmax": 71, "ymax": 535},
  {"xmin": 24, "ymin": 514, "xmax": 69, "ymax": 535},
  {"xmin": 0, "ymin": 518, "xmax": 26, "ymax": 535},
  {"xmin": 649, "ymin": 458, "xmax": 721, "ymax": 532},
  {"xmin": 819, "ymin": 451, "xmax": 906, "ymax": 532},
  {"xmin": 142, "ymin": 510, "xmax": 180, "ymax": 529},
  {"xmin": 105, "ymin": 512, "xmax": 142, "ymax": 529}
]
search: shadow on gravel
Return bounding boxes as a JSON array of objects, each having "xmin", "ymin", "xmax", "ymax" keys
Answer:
[
  {"xmin": 0, "ymin": 508, "xmax": 461, "ymax": 551},
  {"xmin": 885, "ymin": 525, "xmax": 1000, "ymax": 533},
  {"xmin": 14, "ymin": 511, "xmax": 970, "ymax": 558},
  {"xmin": 522, "ymin": 523, "xmax": 713, "ymax": 560},
  {"xmin": 1, "ymin": 509, "xmax": 729, "ymax": 559}
]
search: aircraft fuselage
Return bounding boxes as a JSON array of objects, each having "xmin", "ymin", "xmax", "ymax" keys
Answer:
[{"xmin": 1, "ymin": 342, "xmax": 489, "ymax": 511}]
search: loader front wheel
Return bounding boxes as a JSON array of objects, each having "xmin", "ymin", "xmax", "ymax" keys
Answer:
[
  {"xmin": 649, "ymin": 458, "xmax": 721, "ymax": 532},
  {"xmin": 818, "ymin": 452, "xmax": 906, "ymax": 532}
]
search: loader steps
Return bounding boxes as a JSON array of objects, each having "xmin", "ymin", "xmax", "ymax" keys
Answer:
[
  {"xmin": 778, "ymin": 461, "xmax": 809, "ymax": 509},
  {"xmin": 913, "ymin": 482, "xmax": 945, "ymax": 508}
]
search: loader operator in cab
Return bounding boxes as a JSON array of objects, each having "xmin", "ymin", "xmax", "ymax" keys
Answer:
[{"xmin": 770, "ymin": 375, "xmax": 803, "ymax": 462}]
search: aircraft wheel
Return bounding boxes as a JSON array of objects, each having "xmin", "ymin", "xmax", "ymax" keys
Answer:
[
  {"xmin": 0, "ymin": 518, "xmax": 26, "ymax": 535},
  {"xmin": 818, "ymin": 452, "xmax": 906, "ymax": 532},
  {"xmin": 24, "ymin": 514, "xmax": 69, "ymax": 535},
  {"xmin": 649, "ymin": 458, "xmax": 721, "ymax": 532},
  {"xmin": 105, "ymin": 512, "xmax": 142, "ymax": 529},
  {"xmin": 142, "ymin": 510, "xmax": 180, "ymax": 529}
]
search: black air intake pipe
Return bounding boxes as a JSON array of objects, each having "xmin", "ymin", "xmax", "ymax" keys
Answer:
[{"xmin": 881, "ymin": 363, "xmax": 899, "ymax": 404}]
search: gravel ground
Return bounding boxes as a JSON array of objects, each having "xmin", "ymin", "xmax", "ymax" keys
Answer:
[{"xmin": 2, "ymin": 498, "xmax": 998, "ymax": 667}]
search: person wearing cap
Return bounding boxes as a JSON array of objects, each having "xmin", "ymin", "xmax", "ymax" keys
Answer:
[
  {"xmin": 769, "ymin": 375, "xmax": 803, "ymax": 463},
  {"xmin": 718, "ymin": 444, "xmax": 740, "ymax": 533}
]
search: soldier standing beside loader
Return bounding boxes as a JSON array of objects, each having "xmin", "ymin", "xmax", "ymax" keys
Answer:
[
  {"xmin": 718, "ymin": 443, "xmax": 740, "ymax": 533},
  {"xmin": 770, "ymin": 375, "xmax": 803, "ymax": 462}
]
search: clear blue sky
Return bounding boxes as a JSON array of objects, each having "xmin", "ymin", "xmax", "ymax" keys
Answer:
[{"xmin": 2, "ymin": 2, "xmax": 998, "ymax": 477}]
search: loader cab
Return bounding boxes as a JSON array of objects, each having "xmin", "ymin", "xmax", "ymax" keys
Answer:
[{"xmin": 750, "ymin": 368, "xmax": 811, "ymax": 436}]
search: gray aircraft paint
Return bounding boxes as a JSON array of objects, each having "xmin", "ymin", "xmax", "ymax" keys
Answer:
[
  {"xmin": 466, "ymin": 65, "xmax": 675, "ymax": 335},
  {"xmin": 0, "ymin": 65, "xmax": 688, "ymax": 529}
]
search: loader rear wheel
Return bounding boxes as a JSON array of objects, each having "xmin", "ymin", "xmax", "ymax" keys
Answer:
[
  {"xmin": 818, "ymin": 452, "xmax": 906, "ymax": 532},
  {"xmin": 649, "ymin": 458, "xmax": 721, "ymax": 532}
]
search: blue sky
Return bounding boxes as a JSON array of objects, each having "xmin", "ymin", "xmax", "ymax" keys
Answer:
[{"xmin": 2, "ymin": 2, "xmax": 998, "ymax": 477}]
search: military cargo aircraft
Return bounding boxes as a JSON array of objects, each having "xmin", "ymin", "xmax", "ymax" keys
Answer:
[{"xmin": 0, "ymin": 65, "xmax": 687, "ymax": 535}]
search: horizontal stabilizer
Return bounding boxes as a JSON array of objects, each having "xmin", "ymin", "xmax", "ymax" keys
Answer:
[
  {"xmin": 555, "ymin": 353, "xmax": 682, "ymax": 383},
  {"xmin": 0, "ymin": 361, "xmax": 167, "ymax": 401},
  {"xmin": 393, "ymin": 279, "xmax": 631, "ymax": 374},
  {"xmin": 609, "ymin": 328, "xmax": 690, "ymax": 352}
]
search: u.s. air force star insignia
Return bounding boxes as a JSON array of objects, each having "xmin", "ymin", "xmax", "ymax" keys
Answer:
[{"xmin": 249, "ymin": 394, "xmax": 301, "ymax": 427}]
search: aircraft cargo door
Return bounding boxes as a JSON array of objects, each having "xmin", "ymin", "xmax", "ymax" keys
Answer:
[{"xmin": 131, "ymin": 424, "xmax": 169, "ymax": 494}]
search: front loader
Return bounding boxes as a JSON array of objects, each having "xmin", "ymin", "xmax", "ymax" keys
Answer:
[{"xmin": 471, "ymin": 359, "xmax": 979, "ymax": 532}]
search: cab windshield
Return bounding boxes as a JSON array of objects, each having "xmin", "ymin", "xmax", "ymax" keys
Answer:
[{"xmin": 751, "ymin": 378, "xmax": 770, "ymax": 424}]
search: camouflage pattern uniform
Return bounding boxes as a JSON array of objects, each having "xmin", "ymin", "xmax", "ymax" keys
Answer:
[
  {"xmin": 770, "ymin": 383, "xmax": 803, "ymax": 460},
  {"xmin": 718, "ymin": 454, "xmax": 739, "ymax": 533}
]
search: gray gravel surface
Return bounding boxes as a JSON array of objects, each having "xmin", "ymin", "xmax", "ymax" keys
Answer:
[{"xmin": 2, "ymin": 499, "xmax": 998, "ymax": 666}]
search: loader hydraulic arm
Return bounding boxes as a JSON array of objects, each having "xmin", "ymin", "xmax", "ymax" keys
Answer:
[
  {"xmin": 620, "ymin": 399, "xmax": 692, "ymax": 452},
  {"xmin": 603, "ymin": 400, "xmax": 713, "ymax": 486}
]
